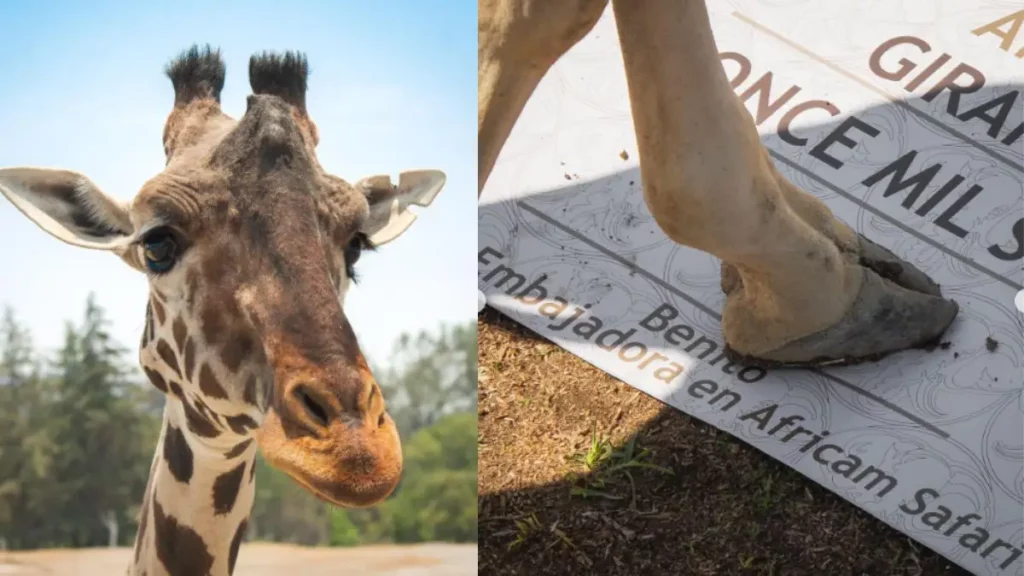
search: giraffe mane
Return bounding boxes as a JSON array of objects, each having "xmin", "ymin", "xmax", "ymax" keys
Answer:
[
  {"xmin": 165, "ymin": 44, "xmax": 227, "ymax": 106},
  {"xmin": 248, "ymin": 51, "xmax": 311, "ymax": 112}
]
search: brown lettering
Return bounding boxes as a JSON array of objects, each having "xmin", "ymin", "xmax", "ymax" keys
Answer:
[
  {"xmin": 738, "ymin": 72, "xmax": 802, "ymax": 125},
  {"xmin": 869, "ymin": 35, "xmax": 932, "ymax": 81},
  {"xmin": 971, "ymin": 10, "xmax": 1024, "ymax": 53},
  {"xmin": 720, "ymin": 51, "xmax": 752, "ymax": 89},
  {"xmin": 778, "ymin": 100, "xmax": 841, "ymax": 146}
]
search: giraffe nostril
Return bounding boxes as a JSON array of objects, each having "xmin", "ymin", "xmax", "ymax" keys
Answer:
[
  {"xmin": 296, "ymin": 387, "xmax": 330, "ymax": 428},
  {"xmin": 377, "ymin": 412, "xmax": 386, "ymax": 429}
]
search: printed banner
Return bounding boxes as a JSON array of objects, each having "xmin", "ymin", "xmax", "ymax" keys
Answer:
[{"xmin": 478, "ymin": 3, "xmax": 1024, "ymax": 575}]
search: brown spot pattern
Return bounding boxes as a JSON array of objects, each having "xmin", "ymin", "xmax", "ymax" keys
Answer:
[
  {"xmin": 242, "ymin": 375, "xmax": 258, "ymax": 406},
  {"xmin": 200, "ymin": 251, "xmax": 230, "ymax": 285},
  {"xmin": 144, "ymin": 368, "xmax": 168, "ymax": 394},
  {"xmin": 261, "ymin": 384, "xmax": 272, "ymax": 411},
  {"xmin": 212, "ymin": 462, "xmax": 247, "ymax": 515},
  {"xmin": 200, "ymin": 302, "xmax": 227, "ymax": 345},
  {"xmin": 153, "ymin": 499, "xmax": 214, "ymax": 576},
  {"xmin": 225, "ymin": 414, "xmax": 258, "ymax": 435},
  {"xmin": 183, "ymin": 338, "xmax": 197, "ymax": 381},
  {"xmin": 185, "ymin": 271, "xmax": 200, "ymax": 306},
  {"xmin": 172, "ymin": 316, "xmax": 188, "ymax": 351},
  {"xmin": 156, "ymin": 340, "xmax": 181, "ymax": 378},
  {"xmin": 163, "ymin": 424, "xmax": 194, "ymax": 483},
  {"xmin": 181, "ymin": 398, "xmax": 221, "ymax": 438},
  {"xmin": 228, "ymin": 519, "xmax": 248, "ymax": 575},
  {"xmin": 220, "ymin": 334, "xmax": 253, "ymax": 373},
  {"xmin": 194, "ymin": 397, "xmax": 223, "ymax": 426},
  {"xmin": 198, "ymin": 364, "xmax": 228, "ymax": 399},
  {"xmin": 249, "ymin": 459, "xmax": 257, "ymax": 483},
  {"xmin": 151, "ymin": 298, "xmax": 167, "ymax": 325},
  {"xmin": 168, "ymin": 380, "xmax": 184, "ymax": 399},
  {"xmin": 224, "ymin": 439, "xmax": 253, "ymax": 459}
]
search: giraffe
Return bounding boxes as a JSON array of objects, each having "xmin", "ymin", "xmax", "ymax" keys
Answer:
[
  {"xmin": 478, "ymin": 0, "xmax": 960, "ymax": 367},
  {"xmin": 0, "ymin": 46, "xmax": 446, "ymax": 575}
]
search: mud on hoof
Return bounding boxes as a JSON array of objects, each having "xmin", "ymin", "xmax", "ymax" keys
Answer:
[
  {"xmin": 853, "ymin": 233, "xmax": 943, "ymax": 297},
  {"xmin": 721, "ymin": 234, "xmax": 959, "ymax": 368}
]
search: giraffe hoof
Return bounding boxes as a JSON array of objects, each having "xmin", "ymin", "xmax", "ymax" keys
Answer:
[
  {"xmin": 724, "ymin": 257, "xmax": 959, "ymax": 369},
  {"xmin": 854, "ymin": 233, "xmax": 942, "ymax": 297}
]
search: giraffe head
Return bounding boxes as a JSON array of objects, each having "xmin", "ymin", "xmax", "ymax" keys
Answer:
[{"xmin": 0, "ymin": 46, "xmax": 445, "ymax": 508}]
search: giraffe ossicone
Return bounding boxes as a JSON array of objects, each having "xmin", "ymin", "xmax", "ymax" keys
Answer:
[{"xmin": 0, "ymin": 44, "xmax": 445, "ymax": 576}]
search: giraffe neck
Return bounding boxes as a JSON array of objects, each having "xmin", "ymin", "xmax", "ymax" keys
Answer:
[{"xmin": 130, "ymin": 399, "xmax": 256, "ymax": 576}]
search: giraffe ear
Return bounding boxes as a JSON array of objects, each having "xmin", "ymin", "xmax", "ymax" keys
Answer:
[
  {"xmin": 354, "ymin": 169, "xmax": 446, "ymax": 246},
  {"xmin": 0, "ymin": 167, "xmax": 134, "ymax": 250}
]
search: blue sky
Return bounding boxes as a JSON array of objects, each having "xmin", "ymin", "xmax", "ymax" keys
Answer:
[{"xmin": 0, "ymin": 0, "xmax": 476, "ymax": 368}]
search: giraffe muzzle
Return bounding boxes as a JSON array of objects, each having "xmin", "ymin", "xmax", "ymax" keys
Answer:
[
  {"xmin": 280, "ymin": 371, "xmax": 386, "ymax": 436},
  {"xmin": 255, "ymin": 397, "xmax": 403, "ymax": 508},
  {"xmin": 254, "ymin": 350, "xmax": 403, "ymax": 508}
]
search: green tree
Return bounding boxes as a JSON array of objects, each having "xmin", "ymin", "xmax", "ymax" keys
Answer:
[
  {"xmin": 378, "ymin": 322, "xmax": 477, "ymax": 440},
  {"xmin": 383, "ymin": 412, "xmax": 478, "ymax": 543},
  {"xmin": 249, "ymin": 452, "xmax": 330, "ymax": 545},
  {"xmin": 45, "ymin": 296, "xmax": 157, "ymax": 547},
  {"xmin": 329, "ymin": 509, "xmax": 362, "ymax": 547},
  {"xmin": 0, "ymin": 307, "xmax": 35, "ymax": 542}
]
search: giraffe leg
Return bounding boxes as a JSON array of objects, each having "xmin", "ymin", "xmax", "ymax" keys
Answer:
[
  {"xmin": 478, "ymin": 0, "xmax": 610, "ymax": 193},
  {"xmin": 612, "ymin": 0, "xmax": 957, "ymax": 365}
]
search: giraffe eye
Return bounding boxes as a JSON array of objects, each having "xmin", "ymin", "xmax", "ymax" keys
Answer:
[
  {"xmin": 142, "ymin": 229, "xmax": 180, "ymax": 274},
  {"xmin": 343, "ymin": 232, "xmax": 374, "ymax": 283},
  {"xmin": 344, "ymin": 236, "xmax": 364, "ymax": 267}
]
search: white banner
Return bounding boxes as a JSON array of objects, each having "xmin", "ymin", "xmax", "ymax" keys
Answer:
[{"xmin": 478, "ymin": 3, "xmax": 1024, "ymax": 575}]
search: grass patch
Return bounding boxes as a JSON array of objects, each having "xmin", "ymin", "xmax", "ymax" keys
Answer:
[{"xmin": 566, "ymin": 433, "xmax": 673, "ymax": 507}]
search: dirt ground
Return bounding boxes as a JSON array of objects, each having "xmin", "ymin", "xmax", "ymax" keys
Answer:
[
  {"xmin": 0, "ymin": 542, "xmax": 476, "ymax": 575},
  {"xmin": 477, "ymin": 309, "xmax": 970, "ymax": 576}
]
